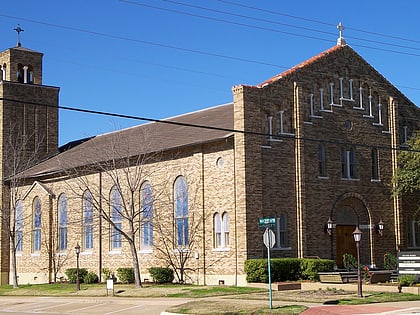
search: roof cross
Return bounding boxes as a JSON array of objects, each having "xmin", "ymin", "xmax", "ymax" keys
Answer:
[
  {"xmin": 336, "ymin": 22, "xmax": 346, "ymax": 46},
  {"xmin": 13, "ymin": 24, "xmax": 24, "ymax": 47}
]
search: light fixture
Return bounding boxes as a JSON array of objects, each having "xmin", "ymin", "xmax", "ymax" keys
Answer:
[
  {"xmin": 352, "ymin": 227, "xmax": 363, "ymax": 298},
  {"xmin": 75, "ymin": 243, "xmax": 81, "ymax": 291},
  {"xmin": 325, "ymin": 217, "xmax": 333, "ymax": 235},
  {"xmin": 376, "ymin": 219, "xmax": 384, "ymax": 236}
]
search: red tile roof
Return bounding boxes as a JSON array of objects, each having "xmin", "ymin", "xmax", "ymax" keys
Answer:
[{"xmin": 257, "ymin": 45, "xmax": 344, "ymax": 87}]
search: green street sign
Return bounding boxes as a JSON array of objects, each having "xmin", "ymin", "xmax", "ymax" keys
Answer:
[{"xmin": 258, "ymin": 217, "xmax": 276, "ymax": 229}]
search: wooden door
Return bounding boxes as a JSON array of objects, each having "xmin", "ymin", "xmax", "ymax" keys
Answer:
[{"xmin": 335, "ymin": 225, "xmax": 357, "ymax": 268}]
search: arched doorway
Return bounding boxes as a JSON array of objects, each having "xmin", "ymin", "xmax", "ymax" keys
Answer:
[
  {"xmin": 335, "ymin": 206, "xmax": 358, "ymax": 268},
  {"xmin": 332, "ymin": 194, "xmax": 372, "ymax": 268}
]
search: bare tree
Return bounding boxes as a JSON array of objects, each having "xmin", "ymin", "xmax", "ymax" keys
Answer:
[
  {"xmin": 152, "ymin": 176, "xmax": 211, "ymax": 284},
  {"xmin": 1, "ymin": 123, "xmax": 45, "ymax": 288},
  {"xmin": 60, "ymin": 129, "xmax": 165, "ymax": 288}
]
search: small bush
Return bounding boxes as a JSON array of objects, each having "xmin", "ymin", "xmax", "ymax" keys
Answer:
[
  {"xmin": 301, "ymin": 259, "xmax": 334, "ymax": 281},
  {"xmin": 64, "ymin": 268, "xmax": 88, "ymax": 283},
  {"xmin": 148, "ymin": 267, "xmax": 174, "ymax": 284},
  {"xmin": 384, "ymin": 252, "xmax": 397, "ymax": 270},
  {"xmin": 84, "ymin": 272, "xmax": 99, "ymax": 284},
  {"xmin": 398, "ymin": 274, "xmax": 416, "ymax": 287},
  {"xmin": 116, "ymin": 267, "xmax": 135, "ymax": 283},
  {"xmin": 343, "ymin": 253, "xmax": 358, "ymax": 271}
]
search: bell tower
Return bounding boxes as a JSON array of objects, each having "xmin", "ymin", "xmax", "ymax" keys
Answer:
[{"xmin": 0, "ymin": 28, "xmax": 60, "ymax": 284}]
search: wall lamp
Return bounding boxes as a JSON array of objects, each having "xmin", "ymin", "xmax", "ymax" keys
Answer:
[
  {"xmin": 325, "ymin": 217, "xmax": 333, "ymax": 236},
  {"xmin": 375, "ymin": 219, "xmax": 384, "ymax": 236}
]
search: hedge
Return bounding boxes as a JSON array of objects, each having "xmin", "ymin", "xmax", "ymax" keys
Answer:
[
  {"xmin": 245, "ymin": 258, "xmax": 334, "ymax": 283},
  {"xmin": 116, "ymin": 267, "xmax": 135, "ymax": 283},
  {"xmin": 64, "ymin": 268, "xmax": 88, "ymax": 283},
  {"xmin": 148, "ymin": 267, "xmax": 174, "ymax": 284}
]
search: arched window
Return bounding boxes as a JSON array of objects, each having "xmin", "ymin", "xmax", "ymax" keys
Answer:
[
  {"xmin": 140, "ymin": 182, "xmax": 153, "ymax": 250},
  {"xmin": 110, "ymin": 186, "xmax": 122, "ymax": 250},
  {"xmin": 222, "ymin": 212, "xmax": 230, "ymax": 247},
  {"xmin": 174, "ymin": 176, "xmax": 188, "ymax": 248},
  {"xmin": 58, "ymin": 194, "xmax": 68, "ymax": 251},
  {"xmin": 32, "ymin": 197, "xmax": 42, "ymax": 252},
  {"xmin": 15, "ymin": 200, "xmax": 23, "ymax": 252},
  {"xmin": 213, "ymin": 213, "xmax": 221, "ymax": 248},
  {"xmin": 16, "ymin": 63, "xmax": 24, "ymax": 83},
  {"xmin": 213, "ymin": 212, "xmax": 230, "ymax": 249},
  {"xmin": 318, "ymin": 144, "xmax": 326, "ymax": 177},
  {"xmin": 83, "ymin": 190, "xmax": 94, "ymax": 250}
]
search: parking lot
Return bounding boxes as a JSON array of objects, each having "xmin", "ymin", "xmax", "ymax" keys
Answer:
[{"xmin": 0, "ymin": 296, "xmax": 189, "ymax": 315}]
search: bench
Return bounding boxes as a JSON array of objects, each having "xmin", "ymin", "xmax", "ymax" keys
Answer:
[
  {"xmin": 369, "ymin": 271, "xmax": 392, "ymax": 284},
  {"xmin": 318, "ymin": 272, "xmax": 358, "ymax": 283}
]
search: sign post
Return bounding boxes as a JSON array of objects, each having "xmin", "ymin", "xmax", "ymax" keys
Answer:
[{"xmin": 263, "ymin": 227, "xmax": 275, "ymax": 309}]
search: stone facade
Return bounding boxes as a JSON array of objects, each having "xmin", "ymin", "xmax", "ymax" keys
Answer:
[
  {"xmin": 0, "ymin": 46, "xmax": 59, "ymax": 284},
  {"xmin": 1, "ymin": 42, "xmax": 419, "ymax": 286}
]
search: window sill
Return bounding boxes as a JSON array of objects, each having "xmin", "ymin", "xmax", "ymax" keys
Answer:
[
  {"xmin": 81, "ymin": 251, "xmax": 93, "ymax": 256},
  {"xmin": 109, "ymin": 250, "xmax": 122, "ymax": 255},
  {"xmin": 212, "ymin": 248, "xmax": 230, "ymax": 252},
  {"xmin": 272, "ymin": 247, "xmax": 292, "ymax": 251},
  {"xmin": 139, "ymin": 249, "xmax": 153, "ymax": 254},
  {"xmin": 370, "ymin": 179, "xmax": 381, "ymax": 183},
  {"xmin": 318, "ymin": 176, "xmax": 329, "ymax": 180},
  {"xmin": 341, "ymin": 177, "xmax": 360, "ymax": 181},
  {"xmin": 31, "ymin": 253, "xmax": 40, "ymax": 257}
]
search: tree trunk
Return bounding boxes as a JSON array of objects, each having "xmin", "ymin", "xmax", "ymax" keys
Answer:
[
  {"xmin": 129, "ymin": 240, "xmax": 142, "ymax": 288},
  {"xmin": 10, "ymin": 238, "xmax": 18, "ymax": 288}
]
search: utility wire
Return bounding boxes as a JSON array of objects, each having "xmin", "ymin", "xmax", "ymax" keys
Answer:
[
  {"xmin": 0, "ymin": 97, "xmax": 418, "ymax": 153},
  {"xmin": 1, "ymin": 12, "xmax": 420, "ymax": 95},
  {"xmin": 120, "ymin": 0, "xmax": 420, "ymax": 55},
  {"xmin": 156, "ymin": 0, "xmax": 420, "ymax": 52},
  {"xmin": 215, "ymin": 0, "xmax": 420, "ymax": 45}
]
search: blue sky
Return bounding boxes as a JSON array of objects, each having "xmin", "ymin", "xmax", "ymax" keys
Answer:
[{"xmin": 0, "ymin": 0, "xmax": 419, "ymax": 145}]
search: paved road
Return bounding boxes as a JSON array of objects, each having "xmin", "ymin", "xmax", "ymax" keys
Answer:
[{"xmin": 0, "ymin": 296, "xmax": 191, "ymax": 315}]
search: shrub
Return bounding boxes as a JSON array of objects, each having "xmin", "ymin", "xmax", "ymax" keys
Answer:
[
  {"xmin": 245, "ymin": 258, "xmax": 334, "ymax": 283},
  {"xmin": 343, "ymin": 253, "xmax": 358, "ymax": 271},
  {"xmin": 398, "ymin": 274, "xmax": 416, "ymax": 287},
  {"xmin": 84, "ymin": 272, "xmax": 99, "ymax": 284},
  {"xmin": 64, "ymin": 268, "xmax": 88, "ymax": 283},
  {"xmin": 300, "ymin": 259, "xmax": 334, "ymax": 281},
  {"xmin": 384, "ymin": 252, "xmax": 397, "ymax": 270},
  {"xmin": 116, "ymin": 267, "xmax": 135, "ymax": 283},
  {"xmin": 148, "ymin": 267, "xmax": 174, "ymax": 284}
]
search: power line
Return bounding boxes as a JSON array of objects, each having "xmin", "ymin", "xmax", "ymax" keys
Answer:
[
  {"xmin": 215, "ymin": 0, "xmax": 420, "ymax": 45},
  {"xmin": 1, "ymin": 12, "xmax": 420, "ymax": 94},
  {"xmin": 0, "ymin": 97, "xmax": 418, "ymax": 153},
  {"xmin": 0, "ymin": 13, "xmax": 284, "ymax": 69},
  {"xmin": 120, "ymin": 0, "xmax": 420, "ymax": 55},
  {"xmin": 157, "ymin": 0, "xmax": 420, "ymax": 52}
]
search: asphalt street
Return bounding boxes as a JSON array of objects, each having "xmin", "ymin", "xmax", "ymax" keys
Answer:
[{"xmin": 0, "ymin": 296, "xmax": 192, "ymax": 315}]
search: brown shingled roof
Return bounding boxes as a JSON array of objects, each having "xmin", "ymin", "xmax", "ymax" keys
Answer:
[{"xmin": 19, "ymin": 103, "xmax": 234, "ymax": 178}]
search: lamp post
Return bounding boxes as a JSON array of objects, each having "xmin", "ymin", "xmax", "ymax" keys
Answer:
[
  {"xmin": 75, "ymin": 243, "xmax": 81, "ymax": 291},
  {"xmin": 352, "ymin": 227, "xmax": 362, "ymax": 298}
]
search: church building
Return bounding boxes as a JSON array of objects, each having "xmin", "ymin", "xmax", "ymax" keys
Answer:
[{"xmin": 0, "ymin": 29, "xmax": 419, "ymax": 286}]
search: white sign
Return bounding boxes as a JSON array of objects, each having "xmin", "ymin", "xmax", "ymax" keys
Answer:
[
  {"xmin": 263, "ymin": 229, "xmax": 275, "ymax": 249},
  {"xmin": 106, "ymin": 279, "xmax": 114, "ymax": 290}
]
